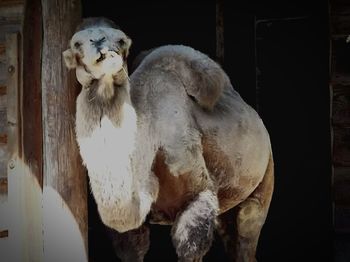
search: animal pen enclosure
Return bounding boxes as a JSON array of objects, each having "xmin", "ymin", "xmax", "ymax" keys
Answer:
[{"xmin": 0, "ymin": 0, "xmax": 346, "ymax": 261}]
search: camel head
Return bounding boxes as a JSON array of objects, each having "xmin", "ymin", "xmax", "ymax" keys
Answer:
[{"xmin": 63, "ymin": 17, "xmax": 132, "ymax": 92}]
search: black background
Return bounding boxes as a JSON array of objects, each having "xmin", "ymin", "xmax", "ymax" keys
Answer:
[{"xmin": 82, "ymin": 1, "xmax": 332, "ymax": 261}]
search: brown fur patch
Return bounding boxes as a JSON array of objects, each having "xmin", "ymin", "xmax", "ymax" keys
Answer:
[
  {"xmin": 151, "ymin": 150, "xmax": 196, "ymax": 224},
  {"xmin": 201, "ymin": 135, "xmax": 261, "ymax": 213}
]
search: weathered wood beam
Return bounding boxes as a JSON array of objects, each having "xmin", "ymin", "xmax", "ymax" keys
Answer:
[
  {"xmin": 0, "ymin": 3, "xmax": 23, "ymax": 25},
  {"xmin": 41, "ymin": 0, "xmax": 87, "ymax": 260},
  {"xmin": 0, "ymin": 177, "xmax": 7, "ymax": 195},
  {"xmin": 5, "ymin": 32, "xmax": 21, "ymax": 262},
  {"xmin": 22, "ymin": 0, "xmax": 43, "ymax": 186},
  {"xmin": 0, "ymin": 0, "xmax": 23, "ymax": 7},
  {"xmin": 0, "ymin": 85, "xmax": 6, "ymax": 96},
  {"xmin": 330, "ymin": 0, "xmax": 350, "ymax": 234},
  {"xmin": 0, "ymin": 44, "xmax": 5, "ymax": 56}
]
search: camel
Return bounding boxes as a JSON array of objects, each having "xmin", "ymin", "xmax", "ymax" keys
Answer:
[{"xmin": 63, "ymin": 17, "xmax": 274, "ymax": 262}]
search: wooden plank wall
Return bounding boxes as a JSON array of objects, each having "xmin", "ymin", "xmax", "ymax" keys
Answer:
[
  {"xmin": 1, "ymin": 1, "xmax": 87, "ymax": 261},
  {"xmin": 330, "ymin": 0, "xmax": 350, "ymax": 234},
  {"xmin": 22, "ymin": 0, "xmax": 42, "ymax": 187},
  {"xmin": 0, "ymin": 41, "xmax": 8, "ymax": 198},
  {"xmin": 41, "ymin": 1, "xmax": 87, "ymax": 260},
  {"xmin": 0, "ymin": 0, "xmax": 22, "ymax": 247}
]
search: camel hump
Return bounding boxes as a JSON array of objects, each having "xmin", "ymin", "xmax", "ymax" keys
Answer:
[{"xmin": 132, "ymin": 45, "xmax": 232, "ymax": 110}]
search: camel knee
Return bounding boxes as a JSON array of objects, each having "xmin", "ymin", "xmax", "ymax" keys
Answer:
[
  {"xmin": 171, "ymin": 190, "xmax": 218, "ymax": 261},
  {"xmin": 236, "ymin": 198, "xmax": 266, "ymax": 239},
  {"xmin": 98, "ymin": 208, "xmax": 124, "ymax": 232},
  {"xmin": 98, "ymin": 205, "xmax": 144, "ymax": 233}
]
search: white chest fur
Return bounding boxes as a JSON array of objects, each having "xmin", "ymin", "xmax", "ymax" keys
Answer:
[{"xmin": 77, "ymin": 103, "xmax": 137, "ymax": 205}]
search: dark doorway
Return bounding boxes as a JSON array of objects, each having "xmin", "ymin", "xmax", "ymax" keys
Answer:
[
  {"xmin": 82, "ymin": 1, "xmax": 332, "ymax": 261},
  {"xmin": 255, "ymin": 13, "xmax": 332, "ymax": 262}
]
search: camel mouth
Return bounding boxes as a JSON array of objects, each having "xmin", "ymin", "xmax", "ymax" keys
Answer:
[
  {"xmin": 96, "ymin": 52, "xmax": 106, "ymax": 63},
  {"xmin": 95, "ymin": 48, "xmax": 122, "ymax": 64}
]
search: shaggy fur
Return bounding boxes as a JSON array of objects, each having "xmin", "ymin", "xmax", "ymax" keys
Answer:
[
  {"xmin": 63, "ymin": 17, "xmax": 274, "ymax": 262},
  {"xmin": 63, "ymin": 18, "xmax": 158, "ymax": 232},
  {"xmin": 171, "ymin": 190, "xmax": 218, "ymax": 261}
]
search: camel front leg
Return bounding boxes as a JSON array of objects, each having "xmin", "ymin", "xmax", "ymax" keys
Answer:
[
  {"xmin": 90, "ymin": 175, "xmax": 157, "ymax": 234},
  {"xmin": 171, "ymin": 190, "xmax": 219, "ymax": 262}
]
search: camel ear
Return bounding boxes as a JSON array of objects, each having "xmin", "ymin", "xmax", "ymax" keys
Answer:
[
  {"xmin": 125, "ymin": 36, "xmax": 132, "ymax": 51},
  {"xmin": 62, "ymin": 48, "xmax": 77, "ymax": 69},
  {"xmin": 120, "ymin": 36, "xmax": 132, "ymax": 58}
]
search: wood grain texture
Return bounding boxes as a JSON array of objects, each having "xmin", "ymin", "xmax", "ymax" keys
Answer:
[
  {"xmin": 5, "ymin": 32, "xmax": 19, "ymax": 260},
  {"xmin": 0, "ymin": 43, "xmax": 6, "ymax": 56},
  {"xmin": 330, "ymin": 38, "xmax": 350, "ymax": 78},
  {"xmin": 0, "ymin": 38, "xmax": 8, "ymax": 194},
  {"xmin": 0, "ymin": 0, "xmax": 23, "ymax": 6},
  {"xmin": 0, "ymin": 4, "xmax": 23, "ymax": 25},
  {"xmin": 333, "ymin": 127, "xmax": 350, "ymax": 167},
  {"xmin": 331, "ymin": 4, "xmax": 350, "ymax": 37},
  {"xmin": 0, "ymin": 103, "xmax": 7, "ymax": 134},
  {"xmin": 0, "ymin": 177, "xmax": 7, "ymax": 195},
  {"xmin": 330, "ymin": 0, "xmax": 350, "ymax": 233},
  {"xmin": 0, "ymin": 147, "xmax": 7, "ymax": 179},
  {"xmin": 0, "ymin": 42, "xmax": 6, "ymax": 86},
  {"xmin": 6, "ymin": 33, "xmax": 19, "ymax": 156},
  {"xmin": 0, "ymin": 73, "xmax": 8, "ymax": 180},
  {"xmin": 334, "ymin": 167, "xmax": 350, "ymax": 205},
  {"xmin": 0, "ymin": 55, "xmax": 6, "ymax": 84},
  {"xmin": 334, "ymin": 204, "xmax": 350, "ymax": 233},
  {"xmin": 22, "ymin": 0, "xmax": 42, "ymax": 186},
  {"xmin": 41, "ymin": 0, "xmax": 87, "ymax": 254},
  {"xmin": 0, "ymin": 85, "xmax": 7, "ymax": 96},
  {"xmin": 332, "ymin": 83, "xmax": 350, "ymax": 127}
]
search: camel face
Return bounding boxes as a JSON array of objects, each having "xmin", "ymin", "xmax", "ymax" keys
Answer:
[{"xmin": 63, "ymin": 27, "xmax": 131, "ymax": 86}]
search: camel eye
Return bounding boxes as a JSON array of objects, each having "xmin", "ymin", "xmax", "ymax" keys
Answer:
[
  {"xmin": 118, "ymin": 39, "xmax": 125, "ymax": 46},
  {"xmin": 74, "ymin": 42, "xmax": 81, "ymax": 48}
]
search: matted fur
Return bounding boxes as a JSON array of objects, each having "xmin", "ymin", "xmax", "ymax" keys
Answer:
[
  {"xmin": 131, "ymin": 44, "xmax": 271, "ymax": 204},
  {"xmin": 63, "ymin": 17, "xmax": 157, "ymax": 232},
  {"xmin": 63, "ymin": 17, "xmax": 274, "ymax": 261}
]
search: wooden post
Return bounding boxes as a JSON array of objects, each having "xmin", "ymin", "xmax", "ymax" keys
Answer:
[
  {"xmin": 41, "ymin": 0, "xmax": 87, "ymax": 260},
  {"xmin": 5, "ymin": 32, "xmax": 21, "ymax": 262},
  {"xmin": 22, "ymin": 0, "xmax": 43, "ymax": 187},
  {"xmin": 16, "ymin": 1, "xmax": 45, "ymax": 260},
  {"xmin": 216, "ymin": 0, "xmax": 224, "ymax": 66},
  {"xmin": 330, "ymin": 0, "xmax": 350, "ymax": 234},
  {"xmin": 4, "ymin": 31, "xmax": 44, "ymax": 262}
]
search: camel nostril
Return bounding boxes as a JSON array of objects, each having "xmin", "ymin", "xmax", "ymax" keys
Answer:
[{"xmin": 90, "ymin": 37, "xmax": 106, "ymax": 48}]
